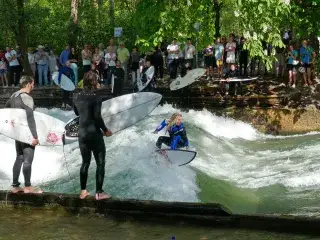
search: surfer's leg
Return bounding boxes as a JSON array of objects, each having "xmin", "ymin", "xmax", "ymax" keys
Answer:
[
  {"xmin": 79, "ymin": 142, "xmax": 92, "ymax": 192},
  {"xmin": 12, "ymin": 141, "xmax": 24, "ymax": 189},
  {"xmin": 92, "ymin": 139, "xmax": 106, "ymax": 194},
  {"xmin": 21, "ymin": 143, "xmax": 35, "ymax": 187},
  {"xmin": 92, "ymin": 137, "xmax": 111, "ymax": 200},
  {"xmin": 156, "ymin": 136, "xmax": 171, "ymax": 149}
]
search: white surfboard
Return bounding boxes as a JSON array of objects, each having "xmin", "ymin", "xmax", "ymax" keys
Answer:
[
  {"xmin": 137, "ymin": 66, "xmax": 155, "ymax": 92},
  {"xmin": 52, "ymin": 71, "xmax": 75, "ymax": 91},
  {"xmin": 170, "ymin": 68, "xmax": 206, "ymax": 91},
  {"xmin": 214, "ymin": 76, "xmax": 258, "ymax": 82},
  {"xmin": 64, "ymin": 92, "xmax": 162, "ymax": 141},
  {"xmin": 155, "ymin": 149, "xmax": 197, "ymax": 166},
  {"xmin": 0, "ymin": 109, "xmax": 66, "ymax": 146}
]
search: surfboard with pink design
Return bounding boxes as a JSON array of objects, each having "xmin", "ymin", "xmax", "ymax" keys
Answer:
[{"xmin": 0, "ymin": 109, "xmax": 65, "ymax": 146}]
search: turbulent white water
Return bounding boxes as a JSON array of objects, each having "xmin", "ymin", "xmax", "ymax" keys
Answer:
[{"xmin": 0, "ymin": 104, "xmax": 319, "ymax": 215}]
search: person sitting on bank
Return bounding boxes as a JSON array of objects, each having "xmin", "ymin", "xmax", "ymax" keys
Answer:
[
  {"xmin": 58, "ymin": 60, "xmax": 75, "ymax": 109},
  {"xmin": 220, "ymin": 64, "xmax": 241, "ymax": 96},
  {"xmin": 137, "ymin": 59, "xmax": 155, "ymax": 91}
]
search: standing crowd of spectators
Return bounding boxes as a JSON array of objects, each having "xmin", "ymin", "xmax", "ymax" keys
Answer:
[{"xmin": 0, "ymin": 31, "xmax": 317, "ymax": 98}]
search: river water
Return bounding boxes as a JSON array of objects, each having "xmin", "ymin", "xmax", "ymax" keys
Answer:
[{"xmin": 0, "ymin": 104, "xmax": 319, "ymax": 217}]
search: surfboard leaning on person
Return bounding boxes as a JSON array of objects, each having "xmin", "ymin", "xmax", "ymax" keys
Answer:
[
  {"xmin": 73, "ymin": 71, "xmax": 113, "ymax": 200},
  {"xmin": 5, "ymin": 76, "xmax": 42, "ymax": 194},
  {"xmin": 153, "ymin": 113, "xmax": 189, "ymax": 150}
]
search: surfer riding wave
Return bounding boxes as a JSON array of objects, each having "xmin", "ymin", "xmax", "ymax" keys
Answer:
[{"xmin": 153, "ymin": 113, "xmax": 189, "ymax": 150}]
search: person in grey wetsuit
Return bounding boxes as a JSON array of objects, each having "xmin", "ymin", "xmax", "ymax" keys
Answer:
[{"xmin": 5, "ymin": 76, "xmax": 42, "ymax": 194}]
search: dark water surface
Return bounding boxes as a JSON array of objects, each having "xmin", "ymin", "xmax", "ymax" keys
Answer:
[{"xmin": 0, "ymin": 208, "xmax": 317, "ymax": 240}]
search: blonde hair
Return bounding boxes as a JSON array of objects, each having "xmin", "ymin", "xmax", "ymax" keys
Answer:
[{"xmin": 166, "ymin": 113, "xmax": 182, "ymax": 132}]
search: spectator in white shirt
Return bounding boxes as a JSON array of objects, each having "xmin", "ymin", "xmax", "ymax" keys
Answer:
[
  {"xmin": 5, "ymin": 47, "xmax": 21, "ymax": 87},
  {"xmin": 167, "ymin": 38, "xmax": 180, "ymax": 79},
  {"xmin": 48, "ymin": 50, "xmax": 58, "ymax": 85},
  {"xmin": 27, "ymin": 48, "xmax": 36, "ymax": 77},
  {"xmin": 184, "ymin": 38, "xmax": 196, "ymax": 69},
  {"xmin": 0, "ymin": 57, "xmax": 8, "ymax": 87},
  {"xmin": 104, "ymin": 47, "xmax": 117, "ymax": 88},
  {"xmin": 225, "ymin": 36, "xmax": 236, "ymax": 69}
]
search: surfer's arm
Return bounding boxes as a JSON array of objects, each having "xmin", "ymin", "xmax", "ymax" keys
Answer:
[
  {"xmin": 154, "ymin": 119, "xmax": 167, "ymax": 133},
  {"xmin": 94, "ymin": 97, "xmax": 108, "ymax": 132},
  {"xmin": 21, "ymin": 94, "xmax": 38, "ymax": 139}
]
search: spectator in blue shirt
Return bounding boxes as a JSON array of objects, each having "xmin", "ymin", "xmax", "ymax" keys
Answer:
[
  {"xmin": 58, "ymin": 59, "xmax": 74, "ymax": 109},
  {"xmin": 59, "ymin": 45, "xmax": 71, "ymax": 67},
  {"xmin": 299, "ymin": 40, "xmax": 315, "ymax": 86},
  {"xmin": 287, "ymin": 45, "xmax": 298, "ymax": 88}
]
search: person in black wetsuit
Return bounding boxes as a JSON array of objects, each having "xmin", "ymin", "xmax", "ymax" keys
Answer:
[
  {"xmin": 220, "ymin": 64, "xmax": 240, "ymax": 96},
  {"xmin": 112, "ymin": 60, "xmax": 124, "ymax": 96},
  {"xmin": 5, "ymin": 76, "xmax": 42, "ymax": 194},
  {"xmin": 73, "ymin": 71, "xmax": 113, "ymax": 200}
]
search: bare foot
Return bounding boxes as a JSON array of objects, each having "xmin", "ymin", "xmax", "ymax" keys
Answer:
[
  {"xmin": 80, "ymin": 190, "xmax": 90, "ymax": 199},
  {"xmin": 95, "ymin": 192, "xmax": 111, "ymax": 200},
  {"xmin": 24, "ymin": 186, "xmax": 43, "ymax": 194},
  {"xmin": 11, "ymin": 187, "xmax": 24, "ymax": 194}
]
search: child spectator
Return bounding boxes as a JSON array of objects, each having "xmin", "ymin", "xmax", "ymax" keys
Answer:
[{"xmin": 0, "ymin": 57, "xmax": 8, "ymax": 87}]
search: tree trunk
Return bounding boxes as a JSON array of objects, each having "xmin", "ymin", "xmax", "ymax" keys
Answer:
[
  {"xmin": 109, "ymin": 0, "xmax": 115, "ymax": 30},
  {"xmin": 69, "ymin": 0, "xmax": 80, "ymax": 48},
  {"xmin": 16, "ymin": 0, "xmax": 32, "ymax": 76},
  {"xmin": 213, "ymin": 0, "xmax": 222, "ymax": 38},
  {"xmin": 71, "ymin": 0, "xmax": 79, "ymax": 24},
  {"xmin": 92, "ymin": 0, "xmax": 98, "ymax": 8}
]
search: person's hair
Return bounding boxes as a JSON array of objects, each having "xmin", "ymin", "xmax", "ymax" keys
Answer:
[
  {"xmin": 20, "ymin": 75, "xmax": 34, "ymax": 88},
  {"xmin": 166, "ymin": 113, "xmax": 182, "ymax": 132},
  {"xmin": 83, "ymin": 71, "xmax": 98, "ymax": 90}
]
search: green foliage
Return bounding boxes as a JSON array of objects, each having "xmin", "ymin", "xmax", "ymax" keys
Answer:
[
  {"xmin": 133, "ymin": 0, "xmax": 217, "ymax": 51},
  {"xmin": 235, "ymin": 0, "xmax": 291, "ymax": 69},
  {"xmin": 0, "ymin": 0, "xmax": 317, "ymax": 72},
  {"xmin": 290, "ymin": 0, "xmax": 320, "ymax": 38}
]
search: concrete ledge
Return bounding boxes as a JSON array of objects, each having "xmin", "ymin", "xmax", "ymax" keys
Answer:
[
  {"xmin": 0, "ymin": 191, "xmax": 231, "ymax": 217},
  {"xmin": 1, "ymin": 191, "xmax": 320, "ymax": 236}
]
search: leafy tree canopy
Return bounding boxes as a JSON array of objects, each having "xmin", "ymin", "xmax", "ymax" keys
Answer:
[{"xmin": 0, "ymin": 0, "xmax": 318, "ymax": 70}]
